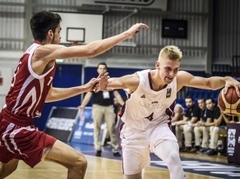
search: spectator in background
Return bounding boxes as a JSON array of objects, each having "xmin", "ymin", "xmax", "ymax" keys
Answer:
[
  {"xmin": 204, "ymin": 107, "xmax": 239, "ymax": 156},
  {"xmin": 103, "ymin": 97, "xmax": 126, "ymax": 147},
  {"xmin": 171, "ymin": 103, "xmax": 185, "ymax": 135},
  {"xmin": 79, "ymin": 62, "xmax": 124, "ymax": 157},
  {"xmin": 196, "ymin": 98, "xmax": 219, "ymax": 153},
  {"xmin": 175, "ymin": 96, "xmax": 201, "ymax": 152},
  {"xmin": 203, "ymin": 100, "xmax": 222, "ymax": 155},
  {"xmin": 193, "ymin": 98, "xmax": 208, "ymax": 153}
]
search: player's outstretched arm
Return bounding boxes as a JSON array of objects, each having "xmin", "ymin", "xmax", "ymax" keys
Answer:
[
  {"xmin": 45, "ymin": 72, "xmax": 109, "ymax": 102},
  {"xmin": 39, "ymin": 23, "xmax": 149, "ymax": 61},
  {"xmin": 45, "ymin": 78, "xmax": 99, "ymax": 103},
  {"xmin": 98, "ymin": 74, "xmax": 139, "ymax": 92},
  {"xmin": 177, "ymin": 71, "xmax": 240, "ymax": 96}
]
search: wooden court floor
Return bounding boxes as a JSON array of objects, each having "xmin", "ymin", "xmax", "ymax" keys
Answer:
[{"xmin": 6, "ymin": 153, "xmax": 226, "ymax": 179}]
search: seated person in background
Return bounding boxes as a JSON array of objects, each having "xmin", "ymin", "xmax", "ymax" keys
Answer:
[
  {"xmin": 171, "ymin": 103, "xmax": 185, "ymax": 135},
  {"xmin": 204, "ymin": 103, "xmax": 224, "ymax": 155},
  {"xmin": 175, "ymin": 96, "xmax": 201, "ymax": 152},
  {"xmin": 195, "ymin": 98, "xmax": 216, "ymax": 153},
  {"xmin": 192, "ymin": 98, "xmax": 208, "ymax": 153}
]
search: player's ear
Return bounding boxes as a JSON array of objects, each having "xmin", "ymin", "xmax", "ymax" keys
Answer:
[
  {"xmin": 48, "ymin": 30, "xmax": 54, "ymax": 39},
  {"xmin": 155, "ymin": 61, "xmax": 160, "ymax": 69}
]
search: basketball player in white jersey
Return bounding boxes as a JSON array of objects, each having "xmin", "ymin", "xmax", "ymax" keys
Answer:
[
  {"xmin": 98, "ymin": 45, "xmax": 240, "ymax": 179},
  {"xmin": 0, "ymin": 11, "xmax": 148, "ymax": 179}
]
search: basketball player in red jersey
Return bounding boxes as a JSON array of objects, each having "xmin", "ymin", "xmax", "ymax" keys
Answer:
[
  {"xmin": 0, "ymin": 11, "xmax": 148, "ymax": 179},
  {"xmin": 98, "ymin": 45, "xmax": 240, "ymax": 179}
]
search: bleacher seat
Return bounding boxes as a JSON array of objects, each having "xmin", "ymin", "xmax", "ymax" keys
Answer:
[
  {"xmin": 184, "ymin": 88, "xmax": 221, "ymax": 103},
  {"xmin": 212, "ymin": 64, "xmax": 232, "ymax": 76}
]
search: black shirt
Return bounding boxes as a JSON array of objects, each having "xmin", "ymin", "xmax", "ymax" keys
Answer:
[
  {"xmin": 185, "ymin": 104, "xmax": 201, "ymax": 121},
  {"xmin": 200, "ymin": 109, "xmax": 208, "ymax": 122},
  {"xmin": 92, "ymin": 91, "xmax": 114, "ymax": 106},
  {"xmin": 206, "ymin": 106, "xmax": 222, "ymax": 124}
]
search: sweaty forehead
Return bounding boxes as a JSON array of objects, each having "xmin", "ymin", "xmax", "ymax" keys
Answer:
[{"xmin": 161, "ymin": 59, "xmax": 180, "ymax": 68}]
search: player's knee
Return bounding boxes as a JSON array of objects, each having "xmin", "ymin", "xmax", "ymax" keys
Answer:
[
  {"xmin": 165, "ymin": 150, "xmax": 180, "ymax": 165},
  {"xmin": 0, "ymin": 162, "xmax": 18, "ymax": 179},
  {"xmin": 71, "ymin": 154, "xmax": 87, "ymax": 174}
]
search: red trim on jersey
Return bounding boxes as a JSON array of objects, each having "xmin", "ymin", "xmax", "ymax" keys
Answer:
[{"xmin": 148, "ymin": 72, "xmax": 153, "ymax": 90}]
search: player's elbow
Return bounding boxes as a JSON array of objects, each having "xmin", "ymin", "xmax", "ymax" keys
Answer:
[
  {"xmin": 45, "ymin": 89, "xmax": 56, "ymax": 103},
  {"xmin": 45, "ymin": 95, "xmax": 54, "ymax": 103}
]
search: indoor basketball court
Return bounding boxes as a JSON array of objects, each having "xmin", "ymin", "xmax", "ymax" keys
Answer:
[
  {"xmin": 1, "ymin": 1, "xmax": 240, "ymax": 179},
  {"xmin": 5, "ymin": 106, "xmax": 240, "ymax": 179},
  {"xmin": 5, "ymin": 143, "xmax": 240, "ymax": 179}
]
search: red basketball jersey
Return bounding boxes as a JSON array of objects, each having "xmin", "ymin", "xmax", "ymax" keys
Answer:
[{"xmin": 4, "ymin": 41, "xmax": 56, "ymax": 120}]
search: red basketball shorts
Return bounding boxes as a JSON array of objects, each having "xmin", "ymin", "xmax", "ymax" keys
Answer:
[{"xmin": 0, "ymin": 118, "xmax": 56, "ymax": 168}]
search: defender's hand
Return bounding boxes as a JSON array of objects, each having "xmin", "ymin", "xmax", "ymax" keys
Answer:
[
  {"xmin": 92, "ymin": 72, "xmax": 109, "ymax": 92},
  {"xmin": 125, "ymin": 23, "xmax": 149, "ymax": 39}
]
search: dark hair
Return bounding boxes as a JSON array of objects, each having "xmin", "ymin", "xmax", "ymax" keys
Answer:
[
  {"xmin": 197, "ymin": 97, "xmax": 205, "ymax": 101},
  {"xmin": 185, "ymin": 96, "xmax": 193, "ymax": 100},
  {"xmin": 206, "ymin": 98, "xmax": 215, "ymax": 103},
  {"xmin": 97, "ymin": 62, "xmax": 108, "ymax": 70},
  {"xmin": 30, "ymin": 11, "xmax": 62, "ymax": 41}
]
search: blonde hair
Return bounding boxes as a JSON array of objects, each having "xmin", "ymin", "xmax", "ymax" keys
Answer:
[{"xmin": 158, "ymin": 45, "xmax": 182, "ymax": 61}]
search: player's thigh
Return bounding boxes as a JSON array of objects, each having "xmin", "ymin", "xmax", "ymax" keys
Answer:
[
  {"xmin": 122, "ymin": 146, "xmax": 149, "ymax": 175},
  {"xmin": 45, "ymin": 140, "xmax": 86, "ymax": 167},
  {"xmin": 0, "ymin": 159, "xmax": 19, "ymax": 178},
  {"xmin": 121, "ymin": 126, "xmax": 149, "ymax": 175}
]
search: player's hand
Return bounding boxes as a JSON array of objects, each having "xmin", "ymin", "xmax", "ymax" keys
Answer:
[
  {"xmin": 91, "ymin": 72, "xmax": 109, "ymax": 92},
  {"xmin": 224, "ymin": 78, "xmax": 240, "ymax": 97},
  {"xmin": 85, "ymin": 78, "xmax": 100, "ymax": 92},
  {"xmin": 97, "ymin": 72, "xmax": 109, "ymax": 91},
  {"xmin": 125, "ymin": 23, "xmax": 149, "ymax": 39}
]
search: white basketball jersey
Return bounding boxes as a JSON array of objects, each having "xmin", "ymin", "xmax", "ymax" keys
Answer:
[{"xmin": 121, "ymin": 69, "xmax": 177, "ymax": 130}]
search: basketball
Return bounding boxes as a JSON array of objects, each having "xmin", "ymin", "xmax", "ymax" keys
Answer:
[{"xmin": 218, "ymin": 87, "xmax": 240, "ymax": 116}]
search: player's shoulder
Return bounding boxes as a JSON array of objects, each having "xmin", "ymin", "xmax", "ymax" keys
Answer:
[
  {"xmin": 136, "ymin": 69, "xmax": 151, "ymax": 75},
  {"xmin": 177, "ymin": 70, "xmax": 192, "ymax": 77},
  {"xmin": 177, "ymin": 70, "xmax": 194, "ymax": 82},
  {"xmin": 37, "ymin": 43, "xmax": 65, "ymax": 51},
  {"xmin": 176, "ymin": 71, "xmax": 194, "ymax": 90}
]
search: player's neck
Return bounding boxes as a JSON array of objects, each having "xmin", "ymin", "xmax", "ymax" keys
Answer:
[{"xmin": 149, "ymin": 70, "xmax": 167, "ymax": 91}]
